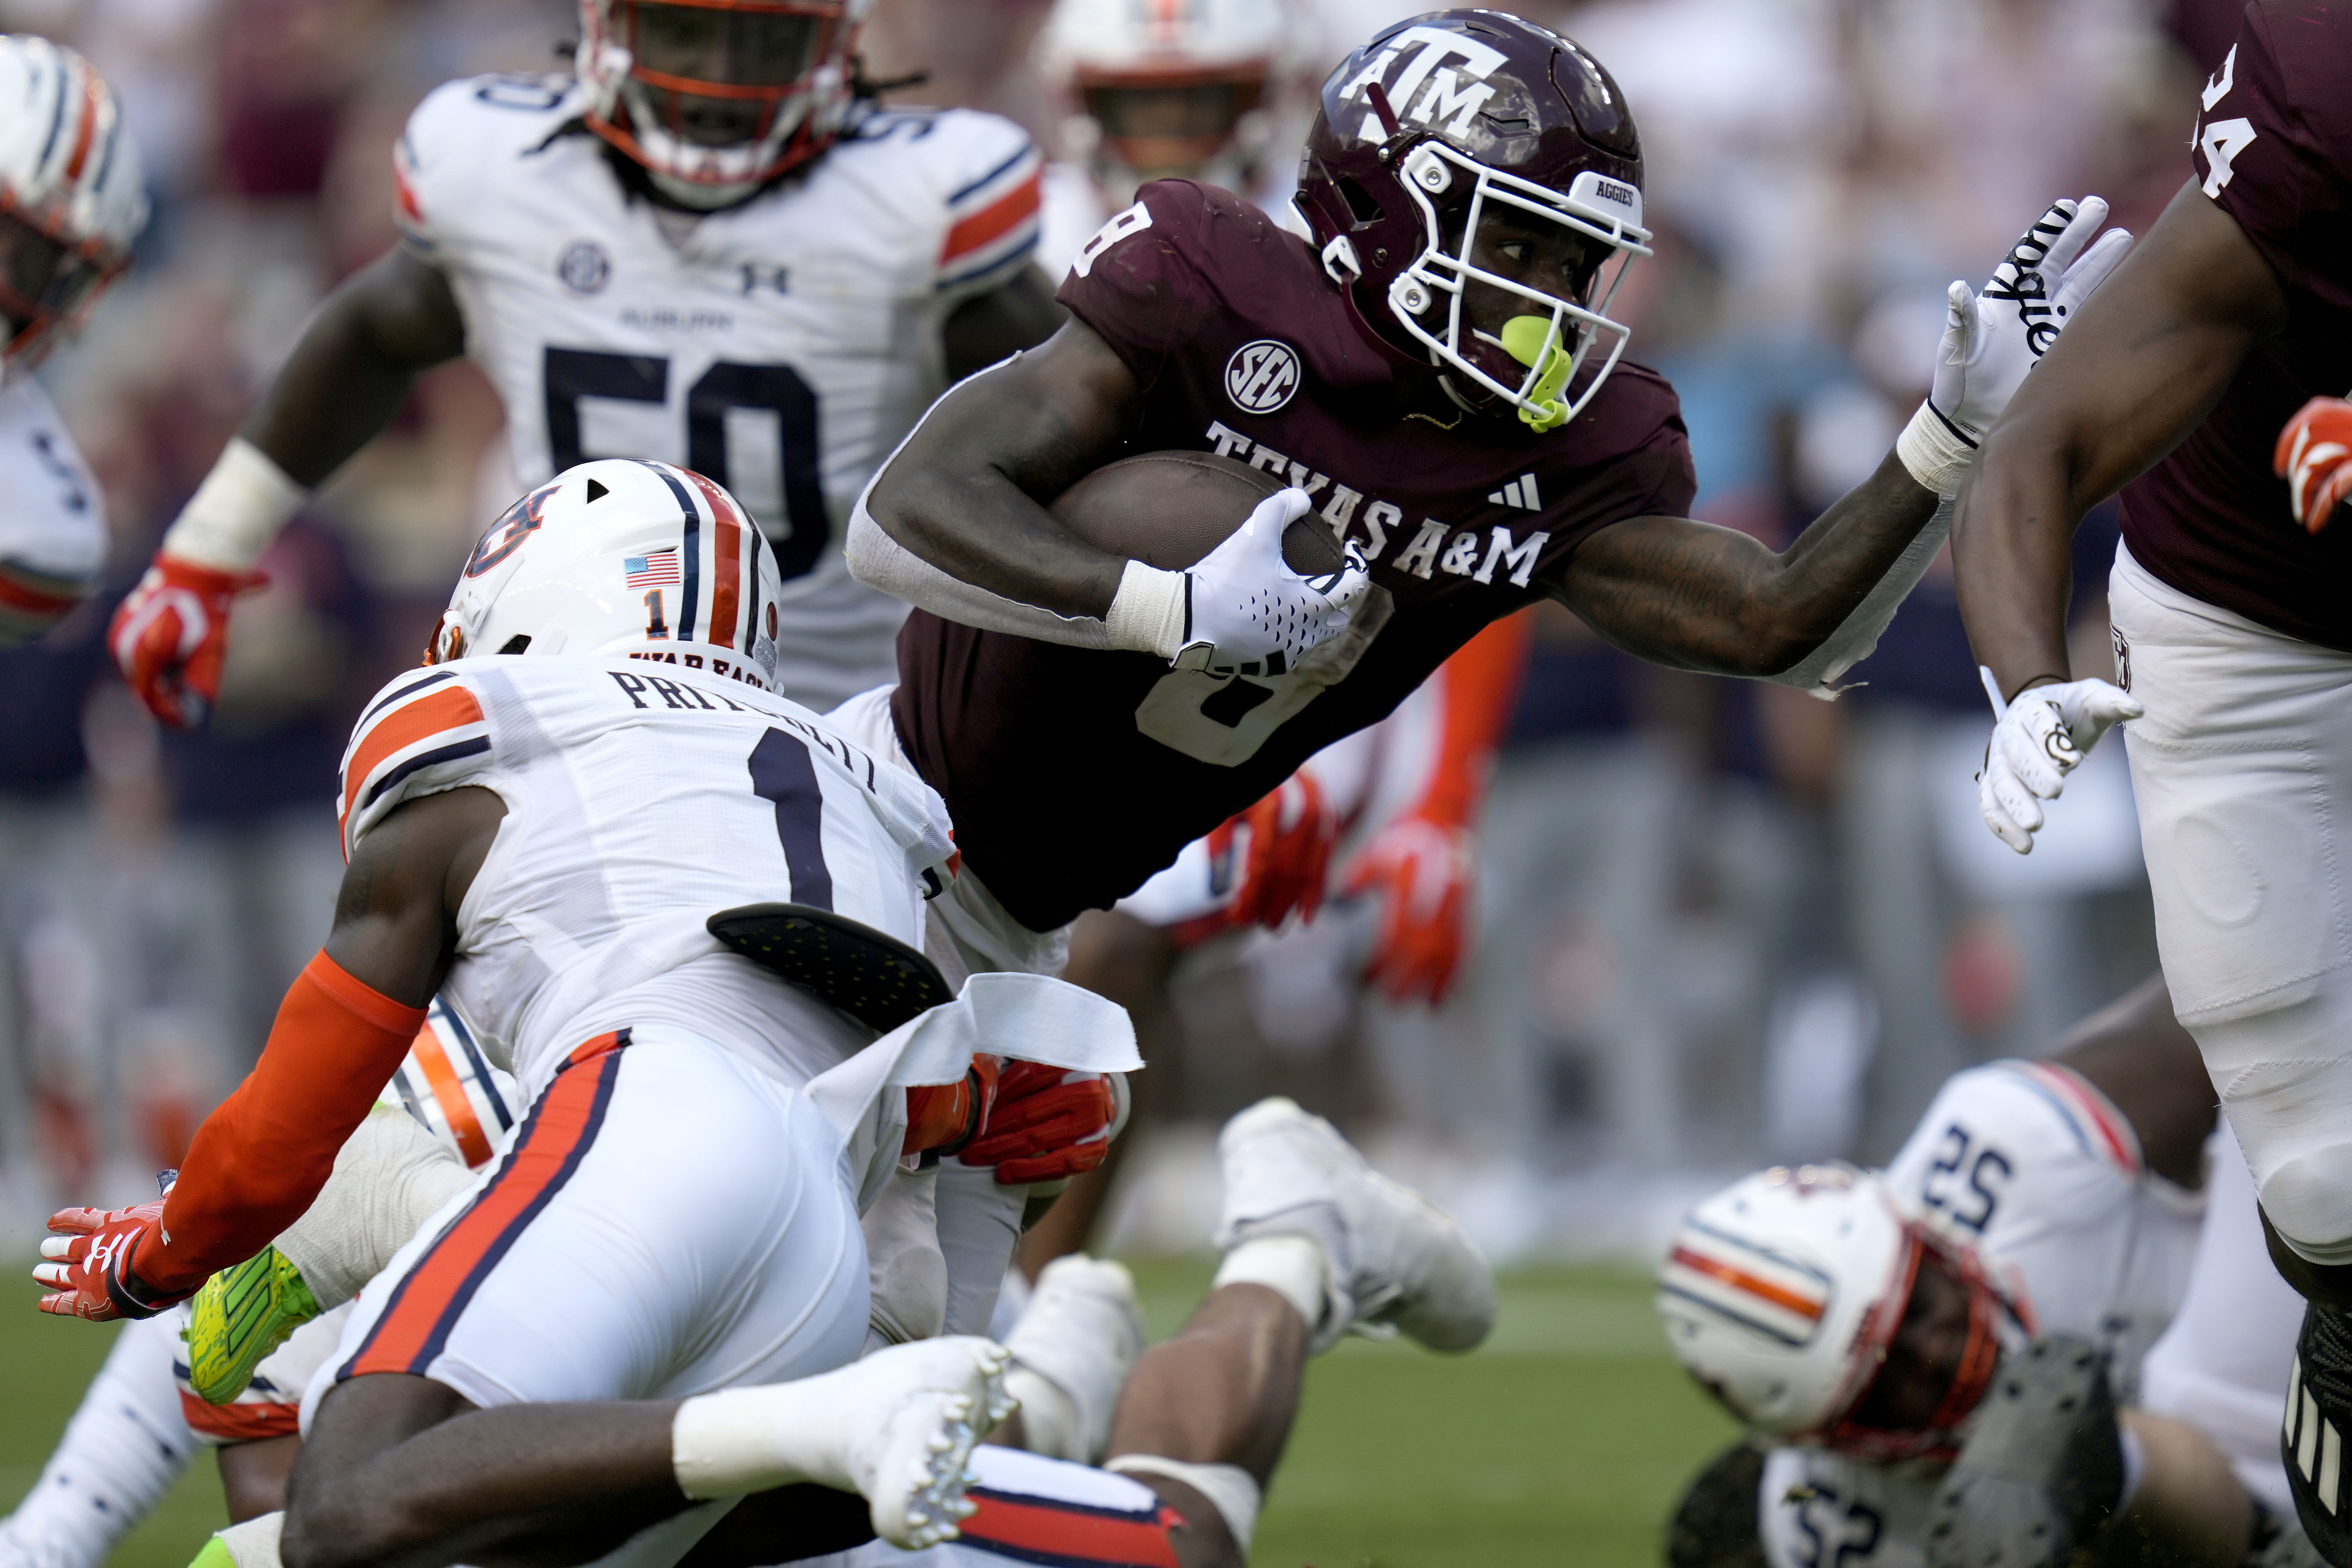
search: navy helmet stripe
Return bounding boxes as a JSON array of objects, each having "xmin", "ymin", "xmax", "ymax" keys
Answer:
[{"xmin": 641, "ymin": 462, "xmax": 700, "ymax": 640}]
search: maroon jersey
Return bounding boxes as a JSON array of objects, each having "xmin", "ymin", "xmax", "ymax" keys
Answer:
[
  {"xmin": 2121, "ymin": 0, "xmax": 2352, "ymax": 649},
  {"xmin": 893, "ymin": 179, "xmax": 1694, "ymax": 932}
]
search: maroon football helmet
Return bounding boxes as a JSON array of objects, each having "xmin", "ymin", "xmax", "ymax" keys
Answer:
[{"xmin": 1294, "ymin": 11, "xmax": 1650, "ymax": 430}]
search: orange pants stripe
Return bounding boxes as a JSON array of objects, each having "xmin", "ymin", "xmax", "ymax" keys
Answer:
[{"xmin": 338, "ymin": 1031, "xmax": 630, "ymax": 1381}]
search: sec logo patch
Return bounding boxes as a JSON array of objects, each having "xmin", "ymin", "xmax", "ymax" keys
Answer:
[
  {"xmin": 1225, "ymin": 339, "xmax": 1301, "ymax": 413},
  {"xmin": 557, "ymin": 239, "xmax": 611, "ymax": 296}
]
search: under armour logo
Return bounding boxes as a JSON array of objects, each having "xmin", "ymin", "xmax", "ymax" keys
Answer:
[
  {"xmin": 2288, "ymin": 1354, "xmax": 2342, "ymax": 1513},
  {"xmin": 1487, "ymin": 474, "xmax": 1542, "ymax": 510}
]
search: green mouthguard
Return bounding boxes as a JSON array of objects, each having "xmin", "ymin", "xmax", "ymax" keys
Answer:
[{"xmin": 1501, "ymin": 315, "xmax": 1571, "ymax": 432}]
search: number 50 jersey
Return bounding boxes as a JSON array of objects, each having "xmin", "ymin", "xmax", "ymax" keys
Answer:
[{"xmin": 394, "ymin": 75, "xmax": 1043, "ymax": 710}]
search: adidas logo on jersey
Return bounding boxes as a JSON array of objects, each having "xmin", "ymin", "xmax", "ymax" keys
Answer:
[{"xmin": 1488, "ymin": 475, "xmax": 1541, "ymax": 511}]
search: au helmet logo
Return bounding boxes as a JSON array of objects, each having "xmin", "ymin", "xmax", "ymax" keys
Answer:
[{"xmin": 1225, "ymin": 340, "xmax": 1301, "ymax": 414}]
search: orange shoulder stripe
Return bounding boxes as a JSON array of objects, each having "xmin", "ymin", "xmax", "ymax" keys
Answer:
[
  {"xmin": 940, "ymin": 168, "xmax": 1041, "ymax": 265},
  {"xmin": 342, "ymin": 684, "xmax": 485, "ymax": 830}
]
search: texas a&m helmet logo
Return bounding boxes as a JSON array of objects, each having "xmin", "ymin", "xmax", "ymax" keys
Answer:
[{"xmin": 1225, "ymin": 340, "xmax": 1301, "ymax": 414}]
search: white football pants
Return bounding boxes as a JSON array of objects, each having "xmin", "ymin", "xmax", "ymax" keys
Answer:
[
  {"xmin": 2140, "ymin": 1122, "xmax": 2303, "ymax": 1516},
  {"xmin": 2111, "ymin": 543, "xmax": 2352, "ymax": 1262},
  {"xmin": 305, "ymin": 1026, "xmax": 867, "ymax": 1417}
]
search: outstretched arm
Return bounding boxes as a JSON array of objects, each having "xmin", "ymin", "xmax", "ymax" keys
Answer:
[
  {"xmin": 34, "ymin": 787, "xmax": 503, "ymax": 1316},
  {"xmin": 1954, "ymin": 180, "xmax": 2287, "ymax": 701},
  {"xmin": 1551, "ymin": 452, "xmax": 1942, "ymax": 678},
  {"xmin": 242, "ymin": 246, "xmax": 468, "ymax": 489},
  {"xmin": 114, "ymin": 247, "xmax": 467, "ymax": 728},
  {"xmin": 862, "ymin": 317, "xmax": 1140, "ymax": 619}
]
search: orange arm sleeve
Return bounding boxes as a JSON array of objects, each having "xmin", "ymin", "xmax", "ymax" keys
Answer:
[
  {"xmin": 1416, "ymin": 610, "xmax": 1534, "ymax": 826},
  {"xmin": 143, "ymin": 952, "xmax": 427, "ymax": 1293}
]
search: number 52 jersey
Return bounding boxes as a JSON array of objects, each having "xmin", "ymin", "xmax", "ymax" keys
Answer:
[{"xmin": 393, "ymin": 75, "xmax": 1043, "ymax": 710}]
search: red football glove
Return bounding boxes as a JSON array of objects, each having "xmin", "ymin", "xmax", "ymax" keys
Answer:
[
  {"xmin": 1205, "ymin": 771, "xmax": 1338, "ymax": 931},
  {"xmin": 2277, "ymin": 397, "xmax": 2352, "ymax": 534},
  {"xmin": 108, "ymin": 554, "xmax": 267, "ymax": 729},
  {"xmin": 960, "ymin": 1060, "xmax": 1129, "ymax": 1186},
  {"xmin": 32, "ymin": 1200, "xmax": 188, "ymax": 1321},
  {"xmin": 903, "ymin": 1053, "xmax": 1002, "ymax": 1158},
  {"xmin": 1343, "ymin": 816, "xmax": 1477, "ymax": 1006}
]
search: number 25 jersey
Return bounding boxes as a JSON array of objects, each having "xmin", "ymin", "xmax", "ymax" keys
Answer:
[{"xmin": 393, "ymin": 75, "xmax": 1043, "ymax": 710}]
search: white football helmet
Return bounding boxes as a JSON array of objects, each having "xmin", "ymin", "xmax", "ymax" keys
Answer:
[
  {"xmin": 1657, "ymin": 1166, "xmax": 2024, "ymax": 1460},
  {"xmin": 431, "ymin": 459, "xmax": 782, "ymax": 692},
  {"xmin": 576, "ymin": 0, "xmax": 873, "ymax": 210},
  {"xmin": 0, "ymin": 36, "xmax": 147, "ymax": 364},
  {"xmin": 1037, "ymin": 0, "xmax": 1291, "ymax": 192}
]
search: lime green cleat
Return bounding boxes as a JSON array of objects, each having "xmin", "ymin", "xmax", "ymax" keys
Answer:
[
  {"xmin": 187, "ymin": 1535, "xmax": 236, "ymax": 1568},
  {"xmin": 185, "ymin": 1245, "xmax": 319, "ymax": 1404}
]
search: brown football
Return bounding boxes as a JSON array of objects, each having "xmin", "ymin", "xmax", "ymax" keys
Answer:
[{"xmin": 1048, "ymin": 451, "xmax": 1346, "ymax": 576}]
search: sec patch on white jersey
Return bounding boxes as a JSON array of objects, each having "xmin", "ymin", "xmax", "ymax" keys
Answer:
[{"xmin": 392, "ymin": 74, "xmax": 1042, "ymax": 708}]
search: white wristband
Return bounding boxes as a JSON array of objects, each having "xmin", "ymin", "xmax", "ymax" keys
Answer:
[
  {"xmin": 1105, "ymin": 560, "xmax": 1188, "ymax": 659},
  {"xmin": 1895, "ymin": 401, "xmax": 1976, "ymax": 497},
  {"xmin": 160, "ymin": 437, "xmax": 304, "ymax": 571}
]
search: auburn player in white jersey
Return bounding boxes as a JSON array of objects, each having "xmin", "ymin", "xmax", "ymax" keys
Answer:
[
  {"xmin": 0, "ymin": 35, "xmax": 146, "ymax": 642},
  {"xmin": 0, "ymin": 1001, "xmax": 516, "ymax": 1568},
  {"xmin": 110, "ymin": 0, "xmax": 1063, "ymax": 724},
  {"xmin": 1660, "ymin": 978, "xmax": 2316, "ymax": 1568},
  {"xmin": 37, "ymin": 459, "xmax": 1139, "ymax": 1567}
]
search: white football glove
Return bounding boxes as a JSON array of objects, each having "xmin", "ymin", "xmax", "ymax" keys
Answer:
[
  {"xmin": 1898, "ymin": 197, "xmax": 2135, "ymax": 495},
  {"xmin": 1185, "ymin": 489, "xmax": 1370, "ymax": 674},
  {"xmin": 1976, "ymin": 667, "xmax": 2143, "ymax": 855}
]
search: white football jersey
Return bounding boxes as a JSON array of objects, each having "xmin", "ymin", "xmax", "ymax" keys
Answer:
[
  {"xmin": 0, "ymin": 374, "xmax": 104, "ymax": 630},
  {"xmin": 1758, "ymin": 1060, "xmax": 2206, "ymax": 1568},
  {"xmin": 339, "ymin": 654, "xmax": 956, "ymax": 1097},
  {"xmin": 393, "ymin": 76, "xmax": 1043, "ymax": 709},
  {"xmin": 797, "ymin": 1446, "xmax": 1178, "ymax": 1568}
]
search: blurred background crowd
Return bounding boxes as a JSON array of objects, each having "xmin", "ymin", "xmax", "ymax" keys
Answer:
[{"xmin": 0, "ymin": 0, "xmax": 2234, "ymax": 1259}]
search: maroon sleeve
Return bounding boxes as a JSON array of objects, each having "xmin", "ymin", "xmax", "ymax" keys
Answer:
[
  {"xmin": 1053, "ymin": 181, "xmax": 1218, "ymax": 393},
  {"xmin": 2193, "ymin": 0, "xmax": 2352, "ymax": 319}
]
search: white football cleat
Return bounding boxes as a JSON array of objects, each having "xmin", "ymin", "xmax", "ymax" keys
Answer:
[
  {"xmin": 1214, "ymin": 1096, "xmax": 1496, "ymax": 1354},
  {"xmin": 1002, "ymin": 1256, "xmax": 1146, "ymax": 1464},
  {"xmin": 839, "ymin": 1337, "xmax": 1017, "ymax": 1550}
]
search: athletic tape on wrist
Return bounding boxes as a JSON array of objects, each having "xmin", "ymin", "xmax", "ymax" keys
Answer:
[
  {"xmin": 1104, "ymin": 1456, "xmax": 1262, "ymax": 1552},
  {"xmin": 1896, "ymin": 401, "xmax": 1976, "ymax": 497},
  {"xmin": 1106, "ymin": 560, "xmax": 1188, "ymax": 659},
  {"xmin": 161, "ymin": 438, "xmax": 304, "ymax": 572}
]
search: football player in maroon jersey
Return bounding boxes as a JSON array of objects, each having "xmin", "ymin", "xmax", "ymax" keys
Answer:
[
  {"xmin": 1951, "ymin": 0, "xmax": 2352, "ymax": 1555},
  {"xmin": 844, "ymin": 9, "xmax": 2128, "ymax": 953}
]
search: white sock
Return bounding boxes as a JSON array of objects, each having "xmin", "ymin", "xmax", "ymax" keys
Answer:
[
  {"xmin": 275, "ymin": 1104, "xmax": 474, "ymax": 1309},
  {"xmin": 213, "ymin": 1512, "xmax": 282, "ymax": 1568},
  {"xmin": 1212, "ymin": 1234, "xmax": 1328, "ymax": 1338},
  {"xmin": 1104, "ymin": 1456, "xmax": 1262, "ymax": 1552},
  {"xmin": 674, "ymin": 1380, "xmax": 851, "ymax": 1500},
  {"xmin": 0, "ymin": 1316, "xmax": 195, "ymax": 1568}
]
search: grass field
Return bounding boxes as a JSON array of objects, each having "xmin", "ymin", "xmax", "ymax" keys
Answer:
[{"xmin": 2, "ymin": 1261, "xmax": 1736, "ymax": 1568}]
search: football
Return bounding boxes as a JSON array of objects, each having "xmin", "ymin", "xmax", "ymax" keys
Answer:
[{"xmin": 1048, "ymin": 450, "xmax": 1347, "ymax": 576}]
